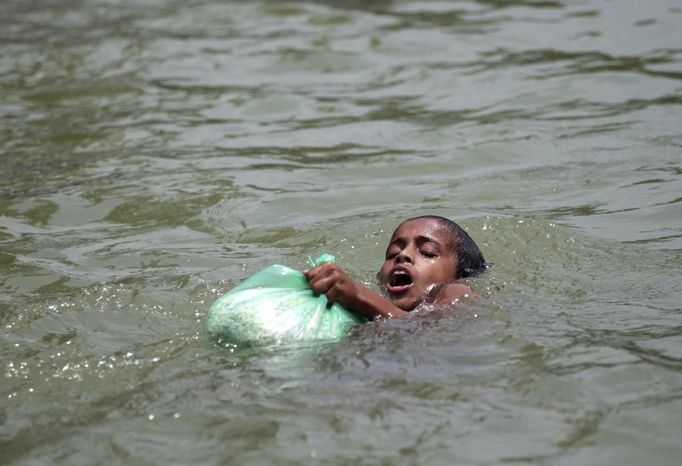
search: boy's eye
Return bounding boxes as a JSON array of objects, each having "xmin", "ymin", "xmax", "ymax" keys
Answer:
[{"xmin": 420, "ymin": 250, "xmax": 437, "ymax": 258}]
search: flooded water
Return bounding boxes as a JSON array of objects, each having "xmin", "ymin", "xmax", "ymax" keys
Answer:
[{"xmin": 2, "ymin": 0, "xmax": 681, "ymax": 464}]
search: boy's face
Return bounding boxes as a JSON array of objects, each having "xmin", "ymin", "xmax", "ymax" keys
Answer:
[{"xmin": 378, "ymin": 218, "xmax": 459, "ymax": 311}]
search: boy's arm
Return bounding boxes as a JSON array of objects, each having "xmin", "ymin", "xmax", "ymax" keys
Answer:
[{"xmin": 304, "ymin": 262, "xmax": 409, "ymax": 320}]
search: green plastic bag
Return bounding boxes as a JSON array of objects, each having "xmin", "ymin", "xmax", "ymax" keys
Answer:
[{"xmin": 205, "ymin": 254, "xmax": 365, "ymax": 346}]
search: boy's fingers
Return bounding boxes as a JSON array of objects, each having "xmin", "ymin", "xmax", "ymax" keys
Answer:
[
  {"xmin": 326, "ymin": 287, "xmax": 341, "ymax": 304},
  {"xmin": 309, "ymin": 276, "xmax": 333, "ymax": 294},
  {"xmin": 303, "ymin": 264, "xmax": 321, "ymax": 278}
]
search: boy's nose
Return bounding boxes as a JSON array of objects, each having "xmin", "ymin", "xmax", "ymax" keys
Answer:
[{"xmin": 396, "ymin": 250, "xmax": 413, "ymax": 263}]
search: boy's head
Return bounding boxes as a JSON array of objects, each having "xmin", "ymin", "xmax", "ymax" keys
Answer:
[{"xmin": 378, "ymin": 216, "xmax": 487, "ymax": 311}]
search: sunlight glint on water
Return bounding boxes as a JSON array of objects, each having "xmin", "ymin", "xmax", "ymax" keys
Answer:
[{"xmin": 1, "ymin": 0, "xmax": 681, "ymax": 464}]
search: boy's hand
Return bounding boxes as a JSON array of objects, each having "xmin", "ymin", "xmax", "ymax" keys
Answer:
[
  {"xmin": 304, "ymin": 262, "xmax": 359, "ymax": 309},
  {"xmin": 304, "ymin": 262, "xmax": 410, "ymax": 320}
]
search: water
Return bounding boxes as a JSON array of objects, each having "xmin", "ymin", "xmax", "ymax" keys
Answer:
[{"xmin": 1, "ymin": 0, "xmax": 681, "ymax": 464}]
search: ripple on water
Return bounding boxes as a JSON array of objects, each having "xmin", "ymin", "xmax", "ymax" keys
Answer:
[{"xmin": 1, "ymin": 0, "xmax": 682, "ymax": 464}]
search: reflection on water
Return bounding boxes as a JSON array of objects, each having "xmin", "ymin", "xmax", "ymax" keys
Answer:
[{"xmin": 1, "ymin": 0, "xmax": 682, "ymax": 464}]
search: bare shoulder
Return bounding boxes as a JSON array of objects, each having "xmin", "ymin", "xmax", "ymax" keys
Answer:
[{"xmin": 434, "ymin": 281, "xmax": 478, "ymax": 305}]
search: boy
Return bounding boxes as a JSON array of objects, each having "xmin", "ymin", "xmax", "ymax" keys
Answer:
[{"xmin": 304, "ymin": 215, "xmax": 487, "ymax": 320}]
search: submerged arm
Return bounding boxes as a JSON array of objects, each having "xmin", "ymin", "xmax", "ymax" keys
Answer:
[{"xmin": 304, "ymin": 262, "xmax": 409, "ymax": 320}]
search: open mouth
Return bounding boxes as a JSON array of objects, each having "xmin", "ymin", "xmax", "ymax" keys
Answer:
[{"xmin": 387, "ymin": 269, "xmax": 413, "ymax": 293}]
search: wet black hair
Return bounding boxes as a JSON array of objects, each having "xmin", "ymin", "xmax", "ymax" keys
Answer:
[{"xmin": 403, "ymin": 215, "xmax": 489, "ymax": 279}]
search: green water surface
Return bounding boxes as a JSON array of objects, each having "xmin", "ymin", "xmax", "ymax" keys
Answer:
[{"xmin": 1, "ymin": 0, "xmax": 681, "ymax": 464}]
